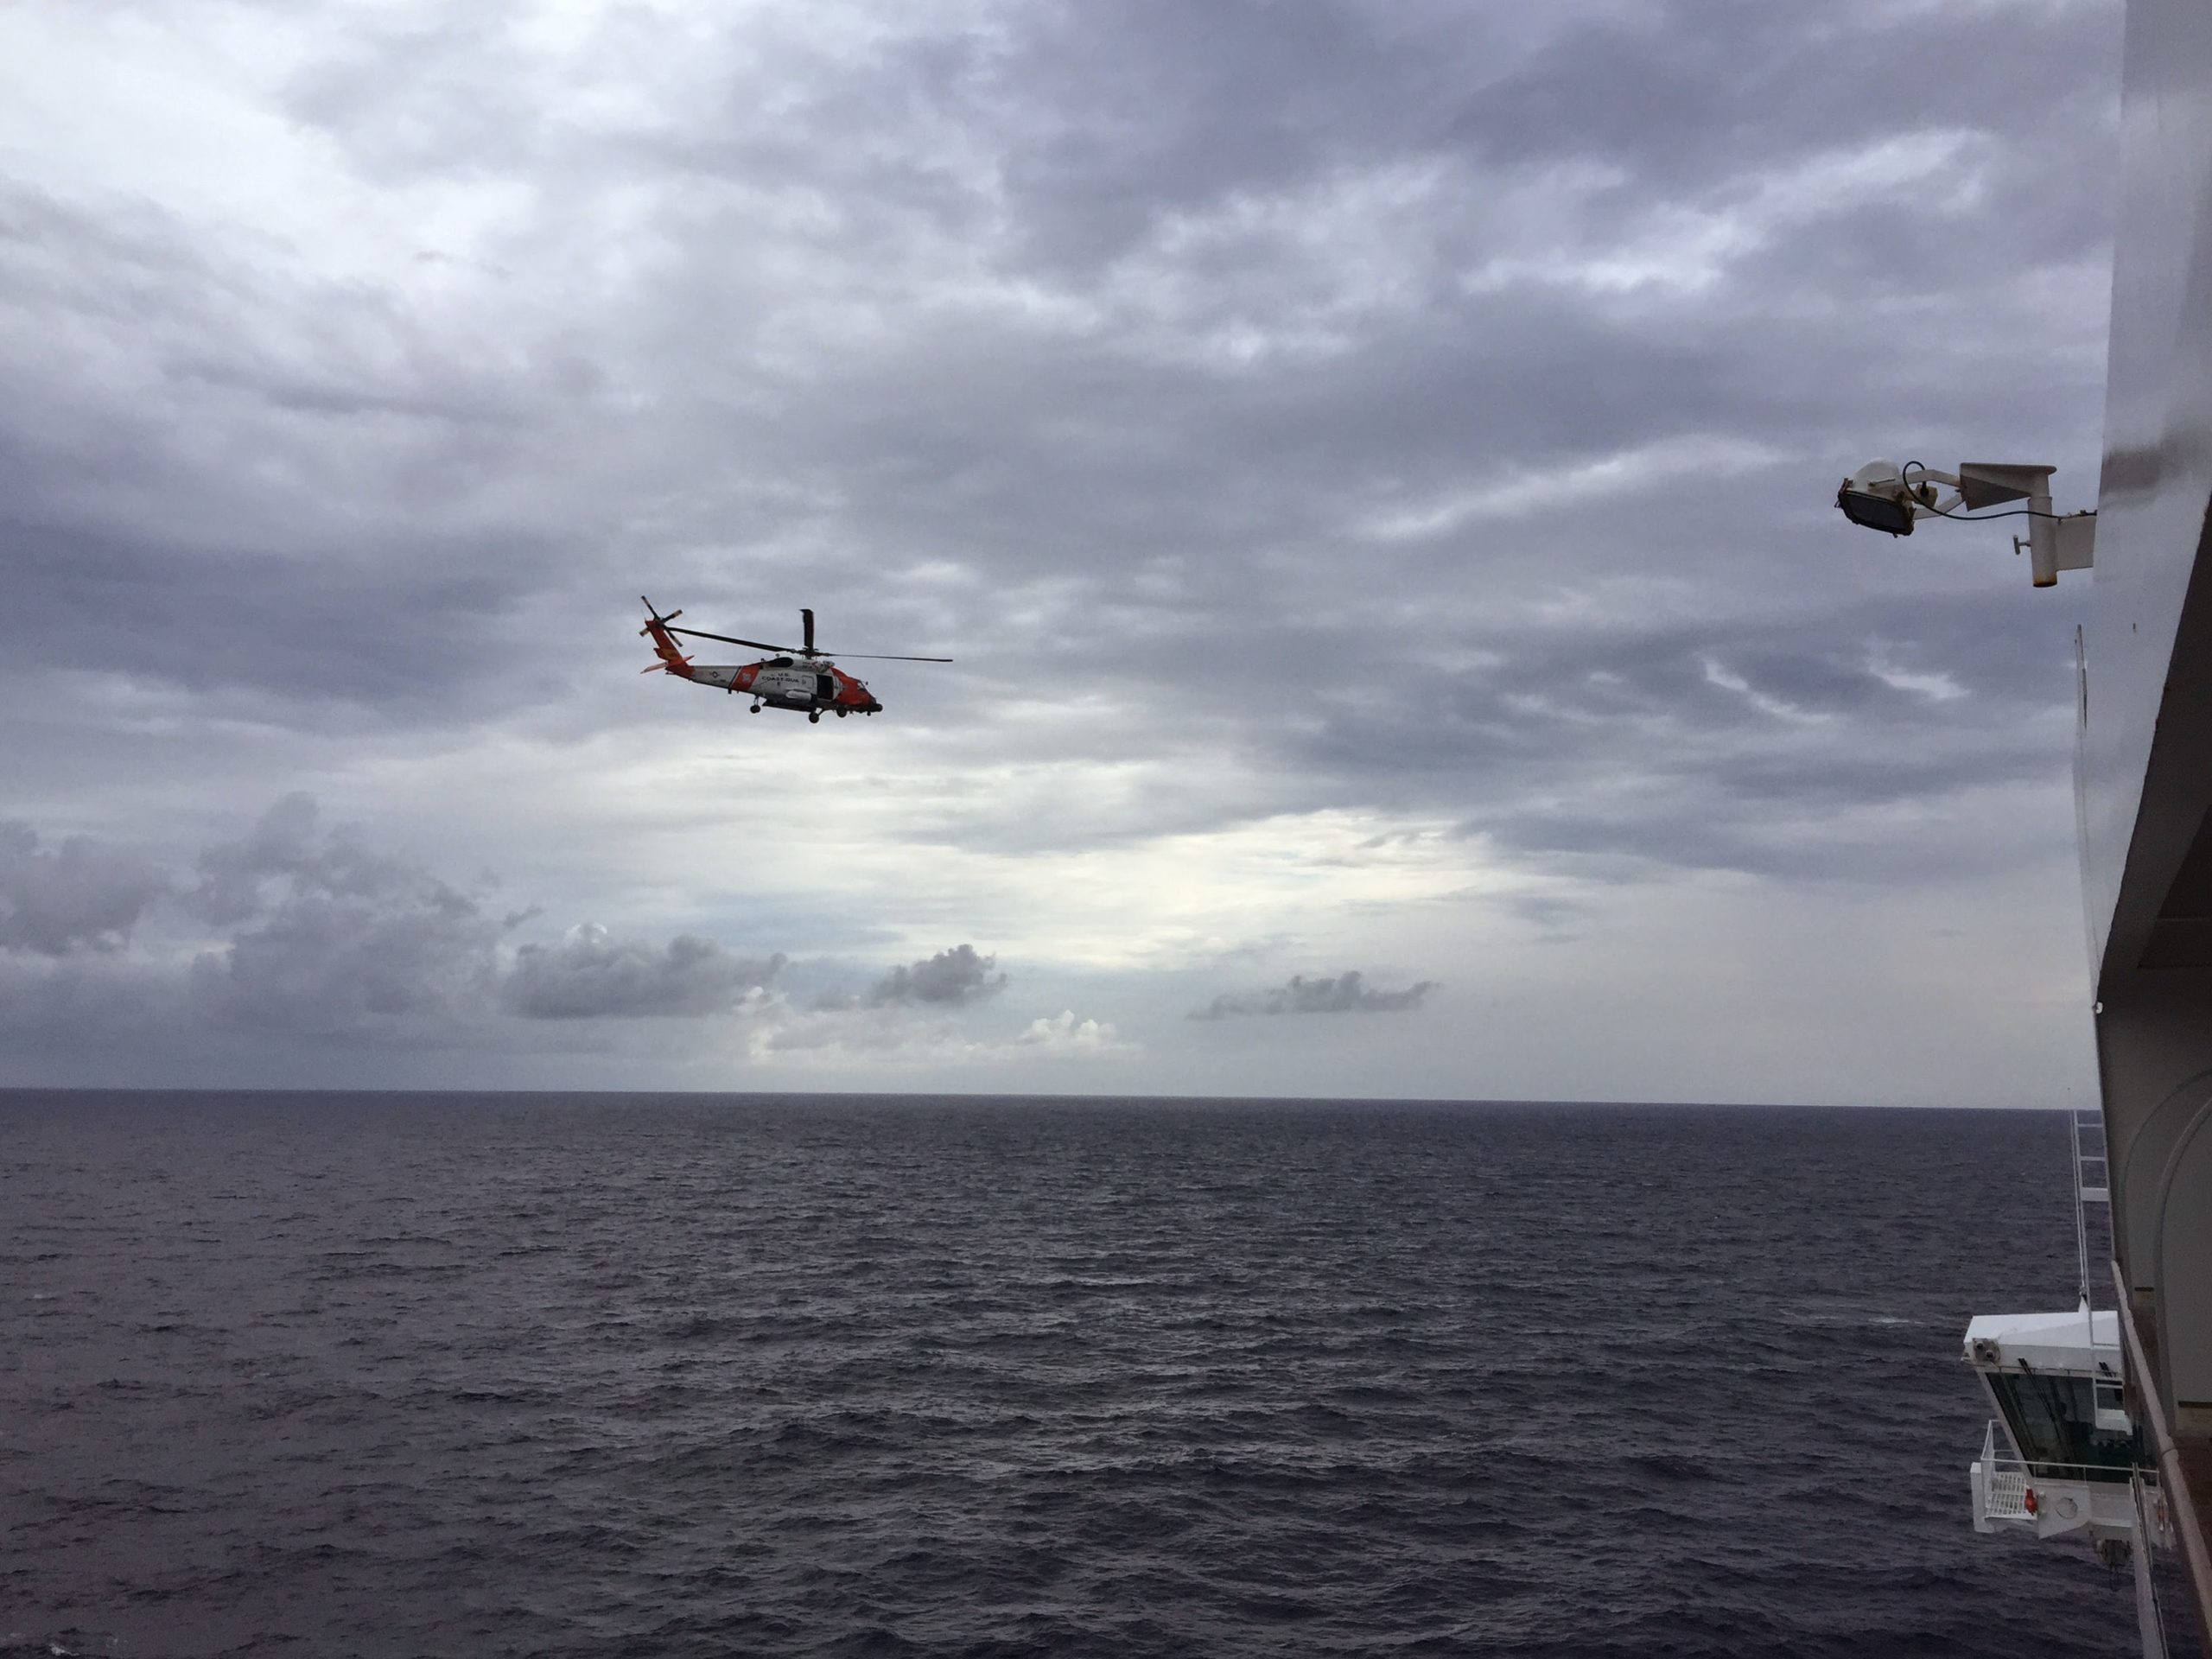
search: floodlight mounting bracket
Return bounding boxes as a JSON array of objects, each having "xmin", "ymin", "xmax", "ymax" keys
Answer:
[
  {"xmin": 1876, "ymin": 460, "xmax": 2095, "ymax": 588},
  {"xmin": 1955, "ymin": 462, "xmax": 2055, "ymax": 511}
]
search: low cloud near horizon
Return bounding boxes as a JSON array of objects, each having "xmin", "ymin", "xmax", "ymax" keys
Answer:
[
  {"xmin": 0, "ymin": 797, "xmax": 1116, "ymax": 1089},
  {"xmin": 1192, "ymin": 971, "xmax": 1437, "ymax": 1021}
]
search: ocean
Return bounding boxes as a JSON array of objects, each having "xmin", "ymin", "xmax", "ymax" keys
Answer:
[{"xmin": 0, "ymin": 1094, "xmax": 2133, "ymax": 1657}]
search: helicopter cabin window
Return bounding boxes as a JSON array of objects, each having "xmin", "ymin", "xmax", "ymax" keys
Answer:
[{"xmin": 816, "ymin": 672, "xmax": 836, "ymax": 701}]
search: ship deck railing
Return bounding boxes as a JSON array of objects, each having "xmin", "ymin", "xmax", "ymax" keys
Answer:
[{"xmin": 1976, "ymin": 1419, "xmax": 2138, "ymax": 1520}]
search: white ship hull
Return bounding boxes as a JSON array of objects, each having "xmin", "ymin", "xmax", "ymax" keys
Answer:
[{"xmin": 2068, "ymin": 2, "xmax": 2212, "ymax": 1649}]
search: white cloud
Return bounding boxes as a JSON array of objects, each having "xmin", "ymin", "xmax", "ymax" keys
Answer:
[
  {"xmin": 1700, "ymin": 657, "xmax": 1833, "ymax": 725},
  {"xmin": 1357, "ymin": 435, "xmax": 1783, "ymax": 543},
  {"xmin": 1867, "ymin": 654, "xmax": 1970, "ymax": 702},
  {"xmin": 748, "ymin": 1002, "xmax": 1128, "ymax": 1067},
  {"xmin": 1016, "ymin": 1009, "xmax": 1124, "ymax": 1052},
  {"xmin": 1458, "ymin": 130, "xmax": 1986, "ymax": 300}
]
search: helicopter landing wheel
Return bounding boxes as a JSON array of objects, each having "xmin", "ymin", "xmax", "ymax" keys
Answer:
[
  {"xmin": 836, "ymin": 708, "xmax": 848, "ymax": 718},
  {"xmin": 808, "ymin": 709, "xmax": 821, "ymax": 723},
  {"xmin": 749, "ymin": 703, "xmax": 761, "ymax": 714}
]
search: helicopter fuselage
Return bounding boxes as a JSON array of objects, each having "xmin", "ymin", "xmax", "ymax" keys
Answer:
[
  {"xmin": 640, "ymin": 601, "xmax": 939, "ymax": 721},
  {"xmin": 683, "ymin": 656, "xmax": 881, "ymax": 718}
]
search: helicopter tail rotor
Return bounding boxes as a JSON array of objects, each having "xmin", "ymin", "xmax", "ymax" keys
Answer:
[{"xmin": 639, "ymin": 597, "xmax": 695, "ymax": 677}]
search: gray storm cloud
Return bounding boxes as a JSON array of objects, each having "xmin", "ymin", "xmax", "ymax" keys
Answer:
[
  {"xmin": 1192, "ymin": 971, "xmax": 1437, "ymax": 1021},
  {"xmin": 0, "ymin": 823, "xmax": 166, "ymax": 956},
  {"xmin": 866, "ymin": 944, "xmax": 1008, "ymax": 1008},
  {"xmin": 0, "ymin": 799, "xmax": 786, "ymax": 1058},
  {"xmin": 504, "ymin": 925, "xmax": 784, "ymax": 1020},
  {"xmin": 181, "ymin": 795, "xmax": 509, "ymax": 1039}
]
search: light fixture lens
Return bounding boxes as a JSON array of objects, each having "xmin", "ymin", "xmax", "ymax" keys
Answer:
[{"xmin": 1837, "ymin": 486, "xmax": 1916, "ymax": 537}]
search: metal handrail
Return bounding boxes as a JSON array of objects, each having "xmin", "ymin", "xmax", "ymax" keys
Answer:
[
  {"xmin": 2114, "ymin": 1259, "xmax": 2212, "ymax": 1641},
  {"xmin": 1979, "ymin": 1421, "xmax": 2035, "ymax": 1522},
  {"xmin": 1979, "ymin": 1419, "xmax": 2141, "ymax": 1485}
]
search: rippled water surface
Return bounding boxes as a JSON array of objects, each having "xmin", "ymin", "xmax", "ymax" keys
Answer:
[{"xmin": 0, "ymin": 1094, "xmax": 2132, "ymax": 1656}]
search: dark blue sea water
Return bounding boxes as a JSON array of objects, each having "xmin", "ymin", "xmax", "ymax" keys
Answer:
[{"xmin": 0, "ymin": 1095, "xmax": 2134, "ymax": 1657}]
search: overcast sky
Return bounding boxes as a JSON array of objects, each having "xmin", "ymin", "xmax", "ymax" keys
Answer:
[{"xmin": 0, "ymin": 0, "xmax": 2125, "ymax": 1104}]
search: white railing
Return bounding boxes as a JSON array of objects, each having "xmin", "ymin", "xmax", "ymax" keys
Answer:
[
  {"xmin": 1979, "ymin": 1421, "xmax": 2035, "ymax": 1522},
  {"xmin": 1973, "ymin": 1418, "xmax": 2143, "ymax": 1539}
]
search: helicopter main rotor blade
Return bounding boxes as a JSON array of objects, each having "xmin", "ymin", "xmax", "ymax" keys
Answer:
[
  {"xmin": 802, "ymin": 608, "xmax": 815, "ymax": 654},
  {"xmin": 823, "ymin": 651, "xmax": 955, "ymax": 663},
  {"xmin": 665, "ymin": 626, "xmax": 795, "ymax": 653}
]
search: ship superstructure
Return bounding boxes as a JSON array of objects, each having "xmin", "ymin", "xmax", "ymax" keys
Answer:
[
  {"xmin": 1959, "ymin": 1114, "xmax": 2186, "ymax": 1643},
  {"xmin": 1965, "ymin": 1307, "xmax": 2139, "ymax": 1553},
  {"xmin": 1964, "ymin": 1, "xmax": 2212, "ymax": 1649}
]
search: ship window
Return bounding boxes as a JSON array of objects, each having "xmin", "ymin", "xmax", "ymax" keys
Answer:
[{"xmin": 1989, "ymin": 1370, "xmax": 2135, "ymax": 1478}]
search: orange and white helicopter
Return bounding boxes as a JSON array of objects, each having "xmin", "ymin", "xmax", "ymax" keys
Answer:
[{"xmin": 639, "ymin": 598, "xmax": 950, "ymax": 722}]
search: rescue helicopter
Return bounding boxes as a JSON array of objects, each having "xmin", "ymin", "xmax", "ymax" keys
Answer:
[{"xmin": 639, "ymin": 598, "xmax": 950, "ymax": 721}]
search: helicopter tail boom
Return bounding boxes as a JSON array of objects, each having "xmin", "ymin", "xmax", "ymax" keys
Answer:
[{"xmin": 639, "ymin": 597, "xmax": 695, "ymax": 677}]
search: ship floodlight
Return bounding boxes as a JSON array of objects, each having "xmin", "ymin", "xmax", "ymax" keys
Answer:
[
  {"xmin": 1829, "ymin": 456, "xmax": 2095, "ymax": 586},
  {"xmin": 1838, "ymin": 493, "xmax": 1920, "ymax": 535},
  {"xmin": 1837, "ymin": 465, "xmax": 1920, "ymax": 537}
]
